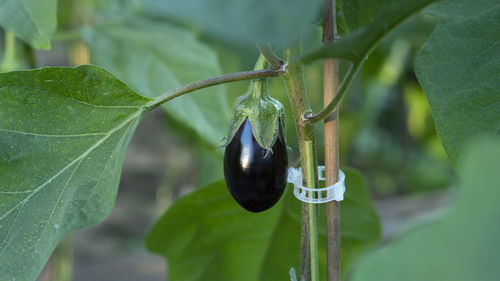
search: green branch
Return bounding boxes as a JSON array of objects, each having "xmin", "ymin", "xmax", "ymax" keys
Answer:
[
  {"xmin": 301, "ymin": 0, "xmax": 437, "ymax": 122},
  {"xmin": 304, "ymin": 141, "xmax": 320, "ymax": 281},
  {"xmin": 52, "ymin": 29, "xmax": 81, "ymax": 41},
  {"xmin": 281, "ymin": 46, "xmax": 320, "ymax": 281},
  {"xmin": 1, "ymin": 32, "xmax": 17, "ymax": 72},
  {"xmin": 145, "ymin": 66, "xmax": 285, "ymax": 111},
  {"xmin": 305, "ymin": 61, "xmax": 362, "ymax": 122}
]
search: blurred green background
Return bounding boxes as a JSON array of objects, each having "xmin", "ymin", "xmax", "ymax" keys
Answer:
[{"xmin": 0, "ymin": 0, "xmax": 460, "ymax": 280}]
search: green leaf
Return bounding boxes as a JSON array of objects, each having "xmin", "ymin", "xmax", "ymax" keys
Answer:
[
  {"xmin": 334, "ymin": 1, "xmax": 357, "ymax": 36},
  {"xmin": 82, "ymin": 18, "xmax": 230, "ymax": 147},
  {"xmin": 415, "ymin": 0, "xmax": 500, "ymax": 167},
  {"xmin": 146, "ymin": 169, "xmax": 381, "ymax": 281},
  {"xmin": 0, "ymin": 65, "xmax": 152, "ymax": 280},
  {"xmin": 350, "ymin": 140, "xmax": 500, "ymax": 281},
  {"xmin": 139, "ymin": 0, "xmax": 322, "ymax": 47},
  {"xmin": 0, "ymin": 0, "xmax": 57, "ymax": 49},
  {"xmin": 342, "ymin": 0, "xmax": 397, "ymax": 31},
  {"xmin": 335, "ymin": 170, "xmax": 382, "ymax": 276},
  {"xmin": 301, "ymin": 0, "xmax": 437, "ymax": 63}
]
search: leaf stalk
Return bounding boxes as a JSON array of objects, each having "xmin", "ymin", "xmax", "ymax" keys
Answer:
[
  {"xmin": 302, "ymin": 0, "xmax": 437, "ymax": 122},
  {"xmin": 145, "ymin": 66, "xmax": 286, "ymax": 111},
  {"xmin": 305, "ymin": 61, "xmax": 362, "ymax": 122}
]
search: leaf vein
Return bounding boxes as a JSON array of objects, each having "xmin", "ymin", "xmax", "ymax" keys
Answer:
[
  {"xmin": 0, "ymin": 110, "xmax": 142, "ymax": 221},
  {"xmin": 0, "ymin": 86, "xmax": 142, "ymax": 109},
  {"xmin": 0, "ymin": 128, "xmax": 107, "ymax": 138}
]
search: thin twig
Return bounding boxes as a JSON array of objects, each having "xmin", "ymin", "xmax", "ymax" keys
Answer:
[{"xmin": 145, "ymin": 66, "xmax": 286, "ymax": 111}]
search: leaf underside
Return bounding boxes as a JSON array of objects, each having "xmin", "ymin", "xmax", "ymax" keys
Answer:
[
  {"xmin": 301, "ymin": 0, "xmax": 437, "ymax": 63},
  {"xmin": 139, "ymin": 0, "xmax": 322, "ymax": 47},
  {"xmin": 415, "ymin": 0, "xmax": 500, "ymax": 167},
  {"xmin": 82, "ymin": 17, "xmax": 230, "ymax": 147}
]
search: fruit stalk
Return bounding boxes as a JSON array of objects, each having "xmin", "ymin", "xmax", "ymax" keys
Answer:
[
  {"xmin": 249, "ymin": 55, "xmax": 270, "ymax": 100},
  {"xmin": 282, "ymin": 46, "xmax": 319, "ymax": 281},
  {"xmin": 322, "ymin": 1, "xmax": 341, "ymax": 280}
]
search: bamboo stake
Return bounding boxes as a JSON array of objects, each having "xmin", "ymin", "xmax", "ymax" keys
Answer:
[{"xmin": 322, "ymin": 1, "xmax": 341, "ymax": 280}]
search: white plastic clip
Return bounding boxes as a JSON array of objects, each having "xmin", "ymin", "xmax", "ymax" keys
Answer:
[
  {"xmin": 289, "ymin": 267, "xmax": 298, "ymax": 281},
  {"xmin": 287, "ymin": 166, "xmax": 345, "ymax": 204}
]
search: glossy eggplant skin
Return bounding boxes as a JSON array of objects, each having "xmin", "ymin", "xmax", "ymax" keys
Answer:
[{"xmin": 224, "ymin": 119, "xmax": 288, "ymax": 212}]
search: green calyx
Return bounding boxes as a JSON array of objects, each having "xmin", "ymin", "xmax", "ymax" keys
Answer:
[{"xmin": 222, "ymin": 77, "xmax": 286, "ymax": 152}]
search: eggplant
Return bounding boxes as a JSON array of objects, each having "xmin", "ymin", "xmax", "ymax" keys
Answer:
[{"xmin": 224, "ymin": 119, "xmax": 287, "ymax": 212}]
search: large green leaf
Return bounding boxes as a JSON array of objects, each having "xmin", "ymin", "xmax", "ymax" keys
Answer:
[
  {"xmin": 350, "ymin": 140, "xmax": 500, "ymax": 281},
  {"xmin": 415, "ymin": 0, "xmax": 500, "ymax": 166},
  {"xmin": 146, "ymin": 169, "xmax": 381, "ymax": 281},
  {"xmin": 0, "ymin": 0, "xmax": 57, "ymax": 49},
  {"xmin": 301, "ymin": 0, "xmax": 437, "ymax": 63},
  {"xmin": 0, "ymin": 65, "xmax": 152, "ymax": 280},
  {"xmin": 139, "ymin": 0, "xmax": 322, "ymax": 47},
  {"xmin": 82, "ymin": 18, "xmax": 230, "ymax": 147}
]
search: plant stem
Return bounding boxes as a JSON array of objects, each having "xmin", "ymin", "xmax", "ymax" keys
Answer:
[
  {"xmin": 52, "ymin": 29, "xmax": 81, "ymax": 41},
  {"xmin": 51, "ymin": 234, "xmax": 73, "ymax": 281},
  {"xmin": 1, "ymin": 31, "xmax": 17, "ymax": 72},
  {"xmin": 145, "ymin": 67, "xmax": 285, "ymax": 111},
  {"xmin": 303, "ymin": 0, "xmax": 437, "ymax": 122},
  {"xmin": 257, "ymin": 43, "xmax": 284, "ymax": 69},
  {"xmin": 322, "ymin": 1, "xmax": 341, "ymax": 281},
  {"xmin": 282, "ymin": 46, "xmax": 319, "ymax": 281},
  {"xmin": 22, "ymin": 42, "xmax": 37, "ymax": 68},
  {"xmin": 305, "ymin": 61, "xmax": 361, "ymax": 122},
  {"xmin": 304, "ymin": 141, "xmax": 320, "ymax": 281}
]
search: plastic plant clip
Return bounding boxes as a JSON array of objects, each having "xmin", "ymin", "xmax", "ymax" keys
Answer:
[
  {"xmin": 287, "ymin": 166, "xmax": 345, "ymax": 204},
  {"xmin": 289, "ymin": 267, "xmax": 298, "ymax": 281}
]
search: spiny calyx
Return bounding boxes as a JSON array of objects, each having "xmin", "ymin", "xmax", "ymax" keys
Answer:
[{"xmin": 222, "ymin": 78, "xmax": 286, "ymax": 153}]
